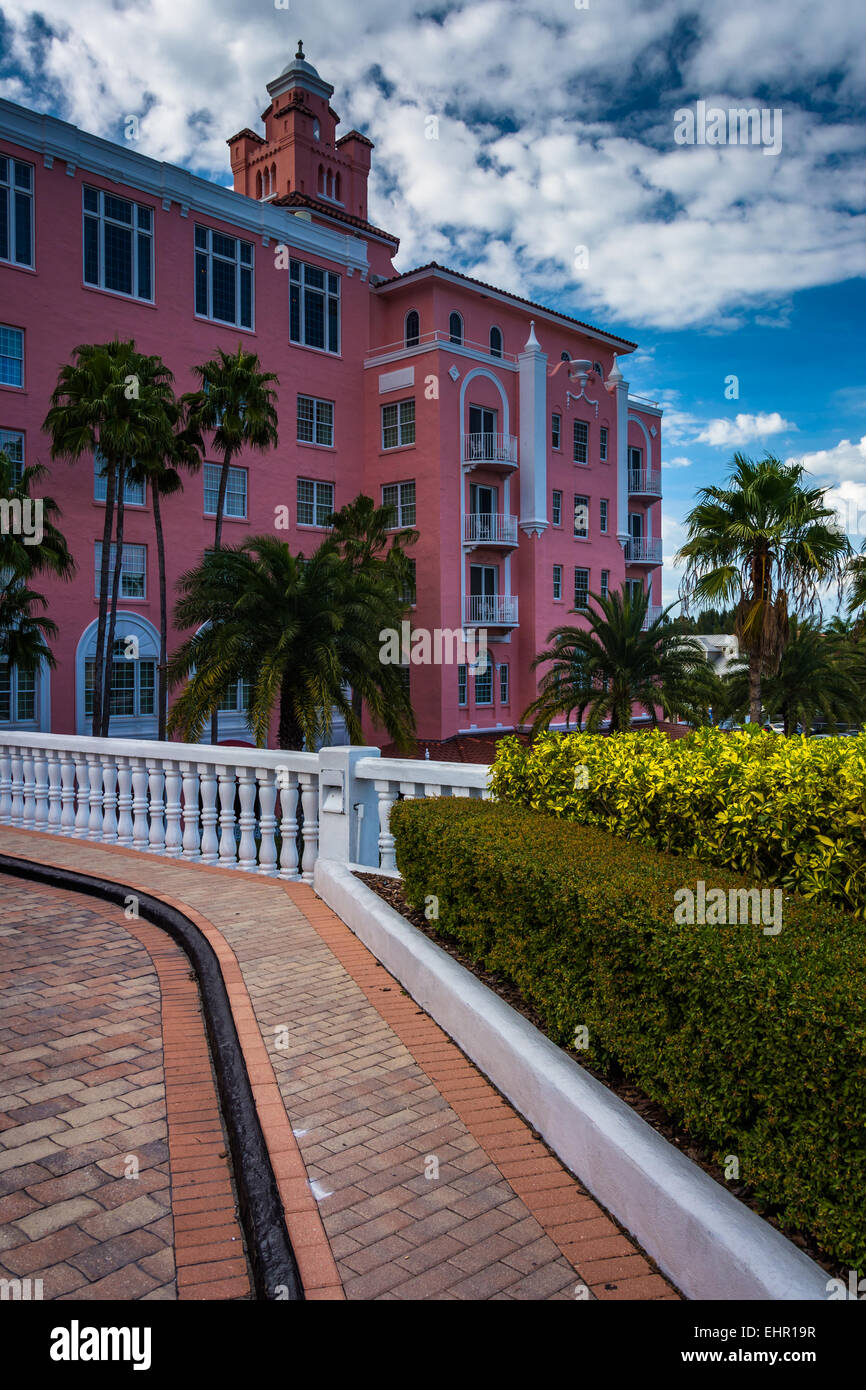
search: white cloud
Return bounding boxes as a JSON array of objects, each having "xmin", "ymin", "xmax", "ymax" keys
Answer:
[
  {"xmin": 790, "ymin": 436, "xmax": 866, "ymax": 484},
  {"xmin": 662, "ymin": 455, "xmax": 692, "ymax": 470},
  {"xmin": 697, "ymin": 412, "xmax": 796, "ymax": 446}
]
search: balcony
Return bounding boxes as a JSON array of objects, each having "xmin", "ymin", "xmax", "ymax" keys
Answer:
[
  {"xmin": 628, "ymin": 469, "xmax": 662, "ymax": 498},
  {"xmin": 463, "ymin": 594, "xmax": 519, "ymax": 627},
  {"xmin": 462, "ymin": 513, "xmax": 519, "ymax": 549},
  {"xmin": 641, "ymin": 604, "xmax": 665, "ymax": 630},
  {"xmin": 462, "ymin": 432, "xmax": 518, "ymax": 473},
  {"xmin": 625, "ymin": 537, "xmax": 663, "ymax": 565}
]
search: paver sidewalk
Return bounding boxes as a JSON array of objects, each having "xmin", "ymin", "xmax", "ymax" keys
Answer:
[{"xmin": 0, "ymin": 828, "xmax": 679, "ymax": 1301}]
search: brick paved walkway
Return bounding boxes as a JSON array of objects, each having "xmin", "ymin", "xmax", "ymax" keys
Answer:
[
  {"xmin": 0, "ymin": 872, "xmax": 252, "ymax": 1300},
  {"xmin": 0, "ymin": 828, "xmax": 679, "ymax": 1301}
]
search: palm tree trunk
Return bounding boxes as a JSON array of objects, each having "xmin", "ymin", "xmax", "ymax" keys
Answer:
[
  {"xmin": 102, "ymin": 464, "xmax": 127, "ymax": 737},
  {"xmin": 152, "ymin": 485, "xmax": 168, "ymax": 742},
  {"xmin": 92, "ymin": 460, "xmax": 117, "ymax": 737},
  {"xmin": 278, "ymin": 682, "xmax": 304, "ymax": 751},
  {"xmin": 748, "ymin": 652, "xmax": 762, "ymax": 726},
  {"xmin": 209, "ymin": 450, "xmax": 233, "ymax": 746}
]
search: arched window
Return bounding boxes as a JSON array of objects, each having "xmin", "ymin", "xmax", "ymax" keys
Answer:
[
  {"xmin": 255, "ymin": 170, "xmax": 262, "ymax": 200},
  {"xmin": 405, "ymin": 310, "xmax": 420, "ymax": 347},
  {"xmin": 489, "ymin": 326, "xmax": 503, "ymax": 358},
  {"xmin": 76, "ymin": 615, "xmax": 160, "ymax": 738},
  {"xmin": 449, "ymin": 312, "xmax": 464, "ymax": 346},
  {"xmin": 271, "ymin": 163, "xmax": 276, "ymax": 193}
]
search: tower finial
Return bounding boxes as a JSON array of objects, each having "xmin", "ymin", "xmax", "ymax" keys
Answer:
[{"xmin": 296, "ymin": 40, "xmax": 305, "ymax": 60}]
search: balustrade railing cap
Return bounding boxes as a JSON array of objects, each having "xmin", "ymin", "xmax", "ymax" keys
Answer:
[{"xmin": 0, "ymin": 731, "xmax": 319, "ymax": 772}]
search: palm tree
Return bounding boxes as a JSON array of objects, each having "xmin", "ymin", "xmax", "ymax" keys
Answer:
[
  {"xmin": 0, "ymin": 447, "xmax": 74, "ymax": 586},
  {"xmin": 722, "ymin": 617, "xmax": 865, "ymax": 734},
  {"xmin": 677, "ymin": 453, "xmax": 850, "ymax": 725},
  {"xmin": 166, "ymin": 532, "xmax": 415, "ymax": 751},
  {"xmin": 523, "ymin": 585, "xmax": 715, "ymax": 734},
  {"xmin": 845, "ymin": 544, "xmax": 866, "ymax": 626},
  {"xmin": 0, "ymin": 578, "xmax": 59, "ymax": 677}
]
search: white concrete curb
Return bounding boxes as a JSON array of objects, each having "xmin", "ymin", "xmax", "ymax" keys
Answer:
[{"xmin": 314, "ymin": 858, "xmax": 831, "ymax": 1302}]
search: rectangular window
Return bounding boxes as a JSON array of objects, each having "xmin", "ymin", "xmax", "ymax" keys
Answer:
[
  {"xmin": 93, "ymin": 451, "xmax": 145, "ymax": 506},
  {"xmin": 628, "ymin": 446, "xmax": 643, "ymax": 473},
  {"xmin": 290, "ymin": 259, "xmax": 340, "ymax": 353},
  {"xmin": 83, "ymin": 187, "xmax": 153, "ymax": 301},
  {"xmin": 499, "ymin": 663, "xmax": 509, "ymax": 705},
  {"xmin": 94, "ymin": 543, "xmax": 146, "ymax": 600},
  {"xmin": 297, "ymin": 395, "xmax": 334, "ymax": 447},
  {"xmin": 400, "ymin": 558, "xmax": 417, "ymax": 607},
  {"xmin": 0, "ymin": 326, "xmax": 23, "ymax": 387},
  {"xmin": 551, "ymin": 490, "xmax": 562, "ymax": 527},
  {"xmin": 217, "ymin": 678, "xmax": 253, "ymax": 713},
  {"xmin": 574, "ymin": 494, "xmax": 589, "ymax": 539},
  {"xmin": 574, "ymin": 419, "xmax": 589, "ymax": 465},
  {"xmin": 0, "ymin": 664, "xmax": 36, "ymax": 723},
  {"xmin": 474, "ymin": 660, "xmax": 493, "ymax": 706},
  {"xmin": 203, "ymin": 462, "xmax": 247, "ymax": 518},
  {"xmin": 600, "ymin": 426, "xmax": 608, "ymax": 461},
  {"xmin": 84, "ymin": 640, "xmax": 156, "ymax": 718},
  {"xmin": 574, "ymin": 566, "xmax": 589, "ymax": 611},
  {"xmin": 194, "ymin": 224, "xmax": 253, "ymax": 329},
  {"xmin": 601, "ymin": 569, "xmax": 610, "ymax": 599},
  {"xmin": 382, "ymin": 399, "xmax": 416, "ymax": 450},
  {"xmin": 381, "ymin": 480, "xmax": 416, "ymax": 528},
  {"xmin": 0, "ymin": 158, "xmax": 33, "ymax": 268},
  {"xmin": 553, "ymin": 564, "xmax": 562, "ymax": 601},
  {"xmin": 600, "ymin": 498, "xmax": 609, "ymax": 533},
  {"xmin": 0, "ymin": 429, "xmax": 24, "ymax": 482},
  {"xmin": 551, "ymin": 413, "xmax": 561, "ymax": 450},
  {"xmin": 297, "ymin": 477, "xmax": 334, "ymax": 527},
  {"xmin": 458, "ymin": 664, "xmax": 467, "ymax": 707},
  {"xmin": 0, "ymin": 663, "xmax": 9, "ymax": 721}
]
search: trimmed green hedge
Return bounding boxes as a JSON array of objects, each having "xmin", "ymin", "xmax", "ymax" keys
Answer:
[{"xmin": 391, "ymin": 796, "xmax": 866, "ymax": 1271}]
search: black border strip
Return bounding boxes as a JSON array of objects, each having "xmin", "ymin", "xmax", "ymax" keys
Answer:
[{"xmin": 0, "ymin": 851, "xmax": 304, "ymax": 1303}]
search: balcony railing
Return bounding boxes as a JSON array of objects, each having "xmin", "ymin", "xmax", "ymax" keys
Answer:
[
  {"xmin": 463, "ymin": 594, "xmax": 519, "ymax": 626},
  {"xmin": 625, "ymin": 537, "xmax": 663, "ymax": 564},
  {"xmin": 641, "ymin": 604, "xmax": 665, "ymax": 629},
  {"xmin": 462, "ymin": 513, "xmax": 519, "ymax": 547},
  {"xmin": 462, "ymin": 432, "xmax": 518, "ymax": 469},
  {"xmin": 628, "ymin": 469, "xmax": 662, "ymax": 497}
]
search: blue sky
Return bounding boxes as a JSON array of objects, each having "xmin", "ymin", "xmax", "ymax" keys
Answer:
[{"xmin": 2, "ymin": 0, "xmax": 864, "ymax": 612}]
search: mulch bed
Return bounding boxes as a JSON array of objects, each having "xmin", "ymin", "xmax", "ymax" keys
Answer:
[{"xmin": 356, "ymin": 871, "xmax": 844, "ymax": 1284}]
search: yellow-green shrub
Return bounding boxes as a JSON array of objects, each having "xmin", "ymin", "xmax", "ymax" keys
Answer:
[{"xmin": 489, "ymin": 727, "xmax": 866, "ymax": 916}]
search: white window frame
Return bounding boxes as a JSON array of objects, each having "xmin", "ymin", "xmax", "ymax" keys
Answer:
[
  {"xmin": 0, "ymin": 326, "xmax": 23, "ymax": 388},
  {"xmin": 195, "ymin": 224, "xmax": 254, "ymax": 329},
  {"xmin": 290, "ymin": 258, "xmax": 340, "ymax": 354},
  {"xmin": 94, "ymin": 543, "xmax": 146, "ymax": 600},
  {"xmin": 93, "ymin": 451, "xmax": 145, "ymax": 507},
  {"xmin": 474, "ymin": 661, "xmax": 493, "ymax": 706},
  {"xmin": 296, "ymin": 477, "xmax": 334, "ymax": 528},
  {"xmin": 458, "ymin": 664, "xmax": 467, "ymax": 707},
  {"xmin": 83, "ymin": 186, "xmax": 153, "ymax": 302},
  {"xmin": 551, "ymin": 413, "xmax": 561, "ymax": 450},
  {"xmin": 551, "ymin": 490, "xmax": 562, "ymax": 527},
  {"xmin": 553, "ymin": 564, "xmax": 562, "ymax": 601},
  {"xmin": 217, "ymin": 677, "xmax": 253, "ymax": 713},
  {"xmin": 601, "ymin": 569, "xmax": 610, "ymax": 599},
  {"xmin": 574, "ymin": 419, "xmax": 589, "ymax": 465},
  {"xmin": 0, "ymin": 661, "xmax": 37, "ymax": 725},
  {"xmin": 574, "ymin": 566, "xmax": 590, "ymax": 611},
  {"xmin": 499, "ymin": 663, "xmax": 509, "ymax": 704},
  {"xmin": 600, "ymin": 426, "xmax": 608, "ymax": 461},
  {"xmin": 0, "ymin": 429, "xmax": 24, "ymax": 482},
  {"xmin": 297, "ymin": 395, "xmax": 334, "ymax": 447},
  {"xmin": 0, "ymin": 157, "xmax": 33, "ymax": 268},
  {"xmin": 381, "ymin": 480, "xmax": 416, "ymax": 528},
  {"xmin": 203, "ymin": 462, "xmax": 247, "ymax": 519},
  {"xmin": 600, "ymin": 498, "xmax": 609, "ymax": 533},
  {"xmin": 84, "ymin": 638, "xmax": 155, "ymax": 721},
  {"xmin": 382, "ymin": 399, "xmax": 416, "ymax": 450},
  {"xmin": 574, "ymin": 494, "xmax": 589, "ymax": 539}
]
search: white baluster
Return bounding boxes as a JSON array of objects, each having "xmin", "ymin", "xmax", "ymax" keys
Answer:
[
  {"xmin": 399, "ymin": 781, "xmax": 417, "ymax": 802},
  {"xmin": 72, "ymin": 757, "xmax": 90, "ymax": 837},
  {"xmin": 131, "ymin": 760, "xmax": 150, "ymax": 852},
  {"xmin": 22, "ymin": 755, "xmax": 36, "ymax": 828},
  {"xmin": 101, "ymin": 760, "xmax": 118, "ymax": 843},
  {"xmin": 60, "ymin": 758, "xmax": 76, "ymax": 836},
  {"xmin": 236, "ymin": 769, "xmax": 257, "ymax": 872},
  {"xmin": 147, "ymin": 763, "xmax": 165, "ymax": 854},
  {"xmin": 256, "ymin": 768, "xmax": 278, "ymax": 876},
  {"xmin": 452, "ymin": 786, "xmax": 471, "ymax": 797},
  {"xmin": 47, "ymin": 757, "xmax": 62, "ymax": 833},
  {"xmin": 33, "ymin": 753, "xmax": 49, "ymax": 831},
  {"xmin": 87, "ymin": 756, "xmax": 103, "ymax": 840},
  {"xmin": 375, "ymin": 780, "xmax": 398, "ymax": 872},
  {"xmin": 163, "ymin": 762, "xmax": 183, "ymax": 858},
  {"xmin": 181, "ymin": 764, "xmax": 201, "ymax": 860},
  {"xmin": 423, "ymin": 783, "xmax": 443, "ymax": 799},
  {"xmin": 299, "ymin": 772, "xmax": 319, "ymax": 883},
  {"xmin": 0, "ymin": 748, "xmax": 12, "ymax": 823},
  {"xmin": 278, "ymin": 773, "xmax": 299, "ymax": 881},
  {"xmin": 10, "ymin": 755, "xmax": 24, "ymax": 826},
  {"xmin": 218, "ymin": 768, "xmax": 237, "ymax": 868},
  {"xmin": 116, "ymin": 760, "xmax": 134, "ymax": 847},
  {"xmin": 199, "ymin": 765, "xmax": 219, "ymax": 865}
]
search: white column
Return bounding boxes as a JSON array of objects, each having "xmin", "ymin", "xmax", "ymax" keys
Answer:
[
  {"xmin": 33, "ymin": 753, "xmax": 49, "ymax": 831},
  {"xmin": 163, "ymin": 762, "xmax": 183, "ymax": 858},
  {"xmin": 299, "ymin": 772, "xmax": 319, "ymax": 883},
  {"xmin": 147, "ymin": 762, "xmax": 166, "ymax": 854},
  {"xmin": 518, "ymin": 320, "xmax": 549, "ymax": 538},
  {"xmin": 374, "ymin": 780, "xmax": 397, "ymax": 873},
  {"xmin": 181, "ymin": 764, "xmax": 201, "ymax": 860},
  {"xmin": 131, "ymin": 760, "xmax": 150, "ymax": 852},
  {"xmin": 101, "ymin": 759, "xmax": 118, "ymax": 843},
  {"xmin": 278, "ymin": 773, "xmax": 299, "ymax": 880},
  {"xmin": 217, "ymin": 768, "xmax": 237, "ymax": 868},
  {"xmin": 256, "ymin": 768, "xmax": 278, "ymax": 877},
  {"xmin": 199, "ymin": 765, "xmax": 219, "ymax": 865},
  {"xmin": 0, "ymin": 749, "xmax": 11, "ymax": 824},
  {"xmin": 116, "ymin": 760, "xmax": 134, "ymax": 847},
  {"xmin": 236, "ymin": 769, "xmax": 257, "ymax": 872},
  {"xmin": 60, "ymin": 757, "xmax": 77, "ymax": 836},
  {"xmin": 47, "ymin": 757, "xmax": 63, "ymax": 833}
]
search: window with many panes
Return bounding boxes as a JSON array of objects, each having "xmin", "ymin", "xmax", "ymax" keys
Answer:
[
  {"xmin": 600, "ymin": 498, "xmax": 609, "ymax": 533},
  {"xmin": 600, "ymin": 426, "xmax": 608, "ymax": 461},
  {"xmin": 93, "ymin": 451, "xmax": 145, "ymax": 506},
  {"xmin": 203, "ymin": 463, "xmax": 247, "ymax": 518},
  {"xmin": 574, "ymin": 566, "xmax": 589, "ymax": 610},
  {"xmin": 217, "ymin": 678, "xmax": 253, "ymax": 713},
  {"xmin": 85, "ymin": 639, "xmax": 155, "ymax": 718},
  {"xmin": 297, "ymin": 395, "xmax": 334, "ymax": 446},
  {"xmin": 475, "ymin": 660, "xmax": 493, "ymax": 705},
  {"xmin": 0, "ymin": 429, "xmax": 24, "ymax": 482},
  {"xmin": 551, "ymin": 490, "xmax": 562, "ymax": 527},
  {"xmin": 601, "ymin": 569, "xmax": 610, "ymax": 599},
  {"xmin": 574, "ymin": 494, "xmax": 589, "ymax": 538},
  {"xmin": 290, "ymin": 259, "xmax": 340, "ymax": 353},
  {"xmin": 400, "ymin": 558, "xmax": 417, "ymax": 607},
  {"xmin": 195, "ymin": 225, "xmax": 253, "ymax": 328},
  {"xmin": 499, "ymin": 663, "xmax": 509, "ymax": 704},
  {"xmin": 458, "ymin": 665, "xmax": 468, "ymax": 706},
  {"xmin": 84, "ymin": 187, "xmax": 152, "ymax": 300},
  {"xmin": 0, "ymin": 158, "xmax": 33, "ymax": 268},
  {"xmin": 574, "ymin": 419, "xmax": 589, "ymax": 464},
  {"xmin": 551, "ymin": 414, "xmax": 561, "ymax": 450},
  {"xmin": 94, "ymin": 543, "xmax": 146, "ymax": 600},
  {"xmin": 382, "ymin": 399, "xmax": 415, "ymax": 450},
  {"xmin": 382, "ymin": 480, "xmax": 416, "ymax": 528},
  {"xmin": 0, "ymin": 327, "xmax": 23, "ymax": 387},
  {"xmin": 0, "ymin": 662, "xmax": 36, "ymax": 723},
  {"xmin": 553, "ymin": 564, "xmax": 562, "ymax": 601},
  {"xmin": 296, "ymin": 477, "xmax": 334, "ymax": 527}
]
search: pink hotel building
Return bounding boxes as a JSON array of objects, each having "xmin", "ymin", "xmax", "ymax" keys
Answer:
[{"xmin": 0, "ymin": 46, "xmax": 663, "ymax": 750}]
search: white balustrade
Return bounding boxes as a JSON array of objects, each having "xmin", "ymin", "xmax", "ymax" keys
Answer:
[
  {"xmin": 236, "ymin": 770, "xmax": 258, "ymax": 872},
  {"xmin": 22, "ymin": 755, "xmax": 36, "ymax": 828},
  {"xmin": 199, "ymin": 766, "xmax": 219, "ymax": 865},
  {"xmin": 0, "ymin": 751, "xmax": 11, "ymax": 823},
  {"xmin": 180, "ymin": 765, "xmax": 201, "ymax": 861},
  {"xmin": 147, "ymin": 763, "xmax": 166, "ymax": 855},
  {"xmin": 47, "ymin": 758, "xmax": 62, "ymax": 833},
  {"xmin": 60, "ymin": 759, "xmax": 76, "ymax": 836},
  {"xmin": 218, "ymin": 768, "xmax": 237, "ymax": 868},
  {"xmin": 278, "ymin": 772, "xmax": 300, "ymax": 881},
  {"xmin": 116, "ymin": 760, "xmax": 134, "ymax": 848},
  {"xmin": 87, "ymin": 756, "xmax": 103, "ymax": 841},
  {"xmin": 299, "ymin": 773, "xmax": 319, "ymax": 883},
  {"xmin": 131, "ymin": 761, "xmax": 150, "ymax": 853},
  {"xmin": 101, "ymin": 761, "xmax": 118, "ymax": 843},
  {"xmin": 163, "ymin": 763, "xmax": 183, "ymax": 858},
  {"xmin": 73, "ymin": 757, "xmax": 89, "ymax": 838},
  {"xmin": 33, "ymin": 753, "xmax": 49, "ymax": 831},
  {"xmin": 256, "ymin": 768, "xmax": 278, "ymax": 877}
]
